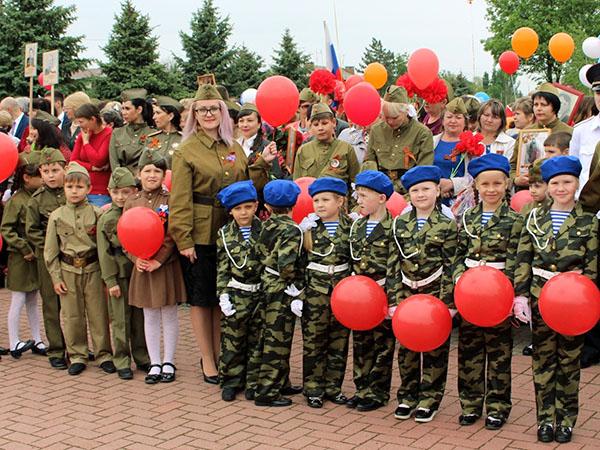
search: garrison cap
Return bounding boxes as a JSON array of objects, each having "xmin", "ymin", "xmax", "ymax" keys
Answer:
[
  {"xmin": 384, "ymin": 85, "xmax": 409, "ymax": 105},
  {"xmin": 299, "ymin": 88, "xmax": 318, "ymax": 103},
  {"xmin": 310, "ymin": 103, "xmax": 334, "ymax": 121},
  {"xmin": 121, "ymin": 88, "xmax": 148, "ymax": 102},
  {"xmin": 65, "ymin": 161, "xmax": 89, "ymax": 177},
  {"xmin": 194, "ymin": 84, "xmax": 223, "ymax": 101},
  {"xmin": 155, "ymin": 96, "xmax": 183, "ymax": 112},
  {"xmin": 445, "ymin": 97, "xmax": 468, "ymax": 116},
  {"xmin": 108, "ymin": 167, "xmax": 137, "ymax": 189},
  {"xmin": 39, "ymin": 147, "xmax": 66, "ymax": 165},
  {"xmin": 138, "ymin": 149, "xmax": 167, "ymax": 168},
  {"xmin": 34, "ymin": 110, "xmax": 60, "ymax": 126}
]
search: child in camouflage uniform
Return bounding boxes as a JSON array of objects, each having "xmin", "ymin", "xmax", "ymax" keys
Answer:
[
  {"xmin": 216, "ymin": 180, "xmax": 264, "ymax": 402},
  {"xmin": 298, "ymin": 177, "xmax": 352, "ymax": 408},
  {"xmin": 347, "ymin": 170, "xmax": 395, "ymax": 412},
  {"xmin": 514, "ymin": 156, "xmax": 597, "ymax": 444},
  {"xmin": 453, "ymin": 154, "xmax": 523, "ymax": 430},
  {"xmin": 387, "ymin": 166, "xmax": 458, "ymax": 423}
]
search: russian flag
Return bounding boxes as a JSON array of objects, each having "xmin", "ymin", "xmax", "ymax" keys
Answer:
[{"xmin": 324, "ymin": 21, "xmax": 342, "ymax": 80}]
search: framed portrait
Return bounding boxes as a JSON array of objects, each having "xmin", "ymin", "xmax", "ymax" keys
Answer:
[
  {"xmin": 42, "ymin": 50, "xmax": 59, "ymax": 85},
  {"xmin": 24, "ymin": 43, "xmax": 37, "ymax": 78},
  {"xmin": 516, "ymin": 128, "xmax": 551, "ymax": 177},
  {"xmin": 197, "ymin": 73, "xmax": 216, "ymax": 86},
  {"xmin": 553, "ymin": 83, "xmax": 584, "ymax": 126}
]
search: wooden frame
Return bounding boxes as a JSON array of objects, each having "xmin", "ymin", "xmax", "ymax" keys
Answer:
[
  {"xmin": 552, "ymin": 82, "xmax": 584, "ymax": 126},
  {"xmin": 197, "ymin": 73, "xmax": 216, "ymax": 86},
  {"xmin": 516, "ymin": 128, "xmax": 551, "ymax": 177}
]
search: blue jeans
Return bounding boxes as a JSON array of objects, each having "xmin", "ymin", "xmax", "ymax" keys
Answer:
[{"xmin": 88, "ymin": 194, "xmax": 111, "ymax": 207}]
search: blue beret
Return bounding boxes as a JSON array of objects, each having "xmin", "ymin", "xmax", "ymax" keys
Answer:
[
  {"xmin": 308, "ymin": 177, "xmax": 348, "ymax": 197},
  {"xmin": 217, "ymin": 180, "xmax": 257, "ymax": 210},
  {"xmin": 467, "ymin": 153, "xmax": 510, "ymax": 178},
  {"xmin": 401, "ymin": 165, "xmax": 442, "ymax": 191},
  {"xmin": 264, "ymin": 180, "xmax": 301, "ymax": 207},
  {"xmin": 541, "ymin": 155, "xmax": 582, "ymax": 183},
  {"xmin": 355, "ymin": 170, "xmax": 394, "ymax": 199}
]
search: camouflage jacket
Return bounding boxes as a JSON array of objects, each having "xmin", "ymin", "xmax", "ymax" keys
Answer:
[
  {"xmin": 520, "ymin": 197, "xmax": 552, "ymax": 218},
  {"xmin": 453, "ymin": 201, "xmax": 524, "ymax": 284},
  {"xmin": 304, "ymin": 214, "xmax": 352, "ymax": 295},
  {"xmin": 514, "ymin": 203, "xmax": 598, "ymax": 299},
  {"xmin": 25, "ymin": 185, "xmax": 66, "ymax": 254},
  {"xmin": 216, "ymin": 216, "xmax": 263, "ymax": 296},
  {"xmin": 97, "ymin": 204, "xmax": 132, "ymax": 288},
  {"xmin": 257, "ymin": 214, "xmax": 305, "ymax": 294},
  {"xmin": 387, "ymin": 208, "xmax": 458, "ymax": 308}
]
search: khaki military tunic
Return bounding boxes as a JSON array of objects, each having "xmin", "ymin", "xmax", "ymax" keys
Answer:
[
  {"xmin": 109, "ymin": 122, "xmax": 156, "ymax": 174},
  {"xmin": 293, "ymin": 138, "xmax": 360, "ymax": 185},
  {"xmin": 97, "ymin": 204, "xmax": 132, "ymax": 289},
  {"xmin": 579, "ymin": 141, "xmax": 600, "ymax": 213},
  {"xmin": 143, "ymin": 129, "xmax": 182, "ymax": 169}
]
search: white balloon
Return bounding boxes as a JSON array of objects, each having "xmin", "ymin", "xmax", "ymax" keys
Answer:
[
  {"xmin": 579, "ymin": 64, "xmax": 593, "ymax": 89},
  {"xmin": 240, "ymin": 88, "xmax": 257, "ymax": 105},
  {"xmin": 582, "ymin": 37, "xmax": 600, "ymax": 59}
]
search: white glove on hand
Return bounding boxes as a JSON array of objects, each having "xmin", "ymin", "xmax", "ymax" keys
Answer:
[
  {"xmin": 219, "ymin": 293, "xmax": 236, "ymax": 317},
  {"xmin": 284, "ymin": 283, "xmax": 304, "ymax": 297},
  {"xmin": 387, "ymin": 305, "xmax": 397, "ymax": 319},
  {"xmin": 449, "ymin": 308, "xmax": 458, "ymax": 318},
  {"xmin": 291, "ymin": 299, "xmax": 303, "ymax": 317},
  {"xmin": 348, "ymin": 211, "xmax": 362, "ymax": 222},
  {"xmin": 299, "ymin": 213, "xmax": 319, "ymax": 232},
  {"xmin": 513, "ymin": 296, "xmax": 531, "ymax": 324}
]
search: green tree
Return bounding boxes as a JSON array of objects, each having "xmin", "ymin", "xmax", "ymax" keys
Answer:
[
  {"xmin": 227, "ymin": 46, "xmax": 265, "ymax": 97},
  {"xmin": 270, "ymin": 28, "xmax": 312, "ymax": 88},
  {"xmin": 484, "ymin": 69, "xmax": 522, "ymax": 105},
  {"xmin": 94, "ymin": 0, "xmax": 183, "ymax": 99},
  {"xmin": 441, "ymin": 71, "xmax": 477, "ymax": 97},
  {"xmin": 176, "ymin": 0, "xmax": 234, "ymax": 91},
  {"xmin": 0, "ymin": 0, "xmax": 89, "ymax": 97},
  {"xmin": 359, "ymin": 38, "xmax": 408, "ymax": 90},
  {"xmin": 483, "ymin": 0, "xmax": 600, "ymax": 82}
]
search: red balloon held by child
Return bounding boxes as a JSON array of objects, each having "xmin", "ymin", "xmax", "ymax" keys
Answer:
[
  {"xmin": 386, "ymin": 192, "xmax": 408, "ymax": 217},
  {"xmin": 331, "ymin": 275, "xmax": 388, "ymax": 331},
  {"xmin": 343, "ymin": 82, "xmax": 381, "ymax": 127},
  {"xmin": 291, "ymin": 176, "xmax": 315, "ymax": 224},
  {"xmin": 510, "ymin": 190, "xmax": 533, "ymax": 213},
  {"xmin": 117, "ymin": 207, "xmax": 165, "ymax": 260},
  {"xmin": 256, "ymin": 76, "xmax": 299, "ymax": 127},
  {"xmin": 0, "ymin": 133, "xmax": 19, "ymax": 183}
]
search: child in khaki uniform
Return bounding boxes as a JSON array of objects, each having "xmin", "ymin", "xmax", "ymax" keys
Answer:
[{"xmin": 44, "ymin": 162, "xmax": 114, "ymax": 376}]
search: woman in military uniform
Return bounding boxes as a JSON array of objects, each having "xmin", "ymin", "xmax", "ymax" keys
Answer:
[
  {"xmin": 145, "ymin": 96, "xmax": 183, "ymax": 169},
  {"xmin": 108, "ymin": 89, "xmax": 155, "ymax": 174},
  {"xmin": 169, "ymin": 84, "xmax": 276, "ymax": 383}
]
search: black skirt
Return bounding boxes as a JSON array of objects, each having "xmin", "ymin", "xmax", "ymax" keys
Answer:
[{"xmin": 180, "ymin": 244, "xmax": 218, "ymax": 307}]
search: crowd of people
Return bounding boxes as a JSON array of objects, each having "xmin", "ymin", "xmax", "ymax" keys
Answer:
[{"xmin": 1, "ymin": 62, "xmax": 600, "ymax": 445}]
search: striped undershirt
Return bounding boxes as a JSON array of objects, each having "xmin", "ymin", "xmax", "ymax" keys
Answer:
[
  {"xmin": 239, "ymin": 226, "xmax": 251, "ymax": 241},
  {"xmin": 366, "ymin": 220, "xmax": 379, "ymax": 237},
  {"xmin": 416, "ymin": 218, "xmax": 427, "ymax": 231},
  {"xmin": 481, "ymin": 212, "xmax": 494, "ymax": 226},
  {"xmin": 550, "ymin": 210, "xmax": 570, "ymax": 236},
  {"xmin": 323, "ymin": 221, "xmax": 339, "ymax": 237}
]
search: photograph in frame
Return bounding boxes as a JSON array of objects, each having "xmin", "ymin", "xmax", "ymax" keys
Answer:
[
  {"xmin": 553, "ymin": 82, "xmax": 584, "ymax": 126},
  {"xmin": 516, "ymin": 128, "xmax": 551, "ymax": 177},
  {"xmin": 24, "ymin": 43, "xmax": 37, "ymax": 78},
  {"xmin": 42, "ymin": 50, "xmax": 59, "ymax": 85},
  {"xmin": 197, "ymin": 73, "xmax": 216, "ymax": 86}
]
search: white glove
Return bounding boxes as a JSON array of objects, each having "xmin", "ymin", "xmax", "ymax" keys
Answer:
[
  {"xmin": 351, "ymin": 183, "xmax": 358, "ymax": 200},
  {"xmin": 348, "ymin": 211, "xmax": 362, "ymax": 221},
  {"xmin": 449, "ymin": 308, "xmax": 458, "ymax": 318},
  {"xmin": 299, "ymin": 213, "xmax": 319, "ymax": 232},
  {"xmin": 513, "ymin": 296, "xmax": 531, "ymax": 324},
  {"xmin": 284, "ymin": 283, "xmax": 304, "ymax": 297},
  {"xmin": 387, "ymin": 305, "xmax": 397, "ymax": 319},
  {"xmin": 219, "ymin": 293, "xmax": 236, "ymax": 317},
  {"xmin": 291, "ymin": 299, "xmax": 303, "ymax": 317}
]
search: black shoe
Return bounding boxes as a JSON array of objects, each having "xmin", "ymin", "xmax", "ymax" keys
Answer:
[
  {"xmin": 415, "ymin": 408, "xmax": 437, "ymax": 423},
  {"xmin": 459, "ymin": 414, "xmax": 480, "ymax": 426},
  {"xmin": 200, "ymin": 360, "xmax": 219, "ymax": 385},
  {"xmin": 307, "ymin": 396, "xmax": 323, "ymax": 408},
  {"xmin": 356, "ymin": 399, "xmax": 383, "ymax": 412},
  {"xmin": 137, "ymin": 363, "xmax": 151, "ymax": 372},
  {"xmin": 522, "ymin": 344, "xmax": 534, "ymax": 356},
  {"xmin": 537, "ymin": 424, "xmax": 554, "ymax": 443},
  {"xmin": 0, "ymin": 346, "xmax": 8, "ymax": 355},
  {"xmin": 346, "ymin": 395, "xmax": 359, "ymax": 409},
  {"xmin": 222, "ymin": 387, "xmax": 237, "ymax": 402},
  {"xmin": 325, "ymin": 393, "xmax": 348, "ymax": 405},
  {"xmin": 144, "ymin": 364, "xmax": 162, "ymax": 385},
  {"xmin": 245, "ymin": 389, "xmax": 255, "ymax": 401},
  {"xmin": 161, "ymin": 363, "xmax": 176, "ymax": 383},
  {"xmin": 88, "ymin": 352, "xmax": 95, "ymax": 361},
  {"xmin": 255, "ymin": 396, "xmax": 292, "ymax": 407},
  {"xmin": 100, "ymin": 361, "xmax": 117, "ymax": 374},
  {"xmin": 554, "ymin": 426, "xmax": 572, "ymax": 443},
  {"xmin": 580, "ymin": 352, "xmax": 600, "ymax": 369},
  {"xmin": 280, "ymin": 385, "xmax": 303, "ymax": 396},
  {"xmin": 394, "ymin": 404, "xmax": 415, "ymax": 420},
  {"xmin": 117, "ymin": 368, "xmax": 134, "ymax": 380},
  {"xmin": 485, "ymin": 415, "xmax": 505, "ymax": 430},
  {"xmin": 31, "ymin": 342, "xmax": 47, "ymax": 356},
  {"xmin": 10, "ymin": 340, "xmax": 34, "ymax": 359},
  {"xmin": 49, "ymin": 357, "xmax": 68, "ymax": 370},
  {"xmin": 68, "ymin": 362, "xmax": 86, "ymax": 376}
]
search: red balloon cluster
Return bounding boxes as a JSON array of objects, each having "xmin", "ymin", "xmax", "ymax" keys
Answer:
[
  {"xmin": 291, "ymin": 176, "xmax": 315, "ymax": 224},
  {"xmin": 510, "ymin": 190, "xmax": 533, "ymax": 212},
  {"xmin": 0, "ymin": 133, "xmax": 19, "ymax": 183},
  {"xmin": 331, "ymin": 275, "xmax": 388, "ymax": 330},
  {"xmin": 344, "ymin": 82, "xmax": 381, "ymax": 127},
  {"xmin": 256, "ymin": 76, "xmax": 299, "ymax": 127},
  {"xmin": 117, "ymin": 207, "xmax": 165, "ymax": 259},
  {"xmin": 499, "ymin": 51, "xmax": 520, "ymax": 75}
]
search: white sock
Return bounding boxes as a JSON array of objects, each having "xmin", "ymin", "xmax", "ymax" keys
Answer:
[
  {"xmin": 143, "ymin": 307, "xmax": 162, "ymax": 374},
  {"xmin": 7, "ymin": 291, "xmax": 26, "ymax": 350},
  {"xmin": 25, "ymin": 291, "xmax": 43, "ymax": 344},
  {"xmin": 161, "ymin": 305, "xmax": 179, "ymax": 374}
]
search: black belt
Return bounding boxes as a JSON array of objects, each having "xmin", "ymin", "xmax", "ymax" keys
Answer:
[
  {"xmin": 193, "ymin": 193, "xmax": 222, "ymax": 208},
  {"xmin": 60, "ymin": 252, "xmax": 98, "ymax": 268}
]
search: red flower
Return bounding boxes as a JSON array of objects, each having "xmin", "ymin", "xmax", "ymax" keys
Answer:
[
  {"xmin": 419, "ymin": 78, "xmax": 448, "ymax": 104},
  {"xmin": 451, "ymin": 132, "xmax": 485, "ymax": 159},
  {"xmin": 309, "ymin": 69, "xmax": 336, "ymax": 95},
  {"xmin": 395, "ymin": 73, "xmax": 417, "ymax": 98},
  {"xmin": 333, "ymin": 80, "xmax": 345, "ymax": 103}
]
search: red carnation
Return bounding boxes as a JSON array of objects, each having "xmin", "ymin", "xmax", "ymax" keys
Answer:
[
  {"xmin": 309, "ymin": 69, "xmax": 336, "ymax": 95},
  {"xmin": 333, "ymin": 80, "xmax": 345, "ymax": 103},
  {"xmin": 420, "ymin": 78, "xmax": 448, "ymax": 104},
  {"xmin": 395, "ymin": 73, "xmax": 417, "ymax": 98}
]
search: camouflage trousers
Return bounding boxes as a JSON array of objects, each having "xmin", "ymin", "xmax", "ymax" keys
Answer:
[
  {"xmin": 301, "ymin": 289, "xmax": 350, "ymax": 398},
  {"xmin": 532, "ymin": 298, "xmax": 584, "ymax": 428},
  {"xmin": 219, "ymin": 290, "xmax": 262, "ymax": 391},
  {"xmin": 254, "ymin": 292, "xmax": 297, "ymax": 402},
  {"xmin": 458, "ymin": 318, "xmax": 512, "ymax": 419},
  {"xmin": 352, "ymin": 319, "xmax": 395, "ymax": 403},
  {"xmin": 397, "ymin": 337, "xmax": 450, "ymax": 411}
]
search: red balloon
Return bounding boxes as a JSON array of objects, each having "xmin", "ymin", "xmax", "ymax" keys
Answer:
[
  {"xmin": 0, "ymin": 133, "xmax": 19, "ymax": 183},
  {"xmin": 164, "ymin": 169, "xmax": 172, "ymax": 191},
  {"xmin": 455, "ymin": 266, "xmax": 514, "ymax": 327},
  {"xmin": 392, "ymin": 294, "xmax": 452, "ymax": 352},
  {"xmin": 344, "ymin": 82, "xmax": 381, "ymax": 127},
  {"xmin": 407, "ymin": 48, "xmax": 440, "ymax": 90},
  {"xmin": 331, "ymin": 275, "xmax": 388, "ymax": 330},
  {"xmin": 117, "ymin": 207, "xmax": 165, "ymax": 260},
  {"xmin": 539, "ymin": 273, "xmax": 600, "ymax": 336},
  {"xmin": 498, "ymin": 51, "xmax": 520, "ymax": 75},
  {"xmin": 256, "ymin": 76, "xmax": 299, "ymax": 127},
  {"xmin": 0, "ymin": 234, "xmax": 3, "ymax": 252},
  {"xmin": 510, "ymin": 190, "xmax": 533, "ymax": 212},
  {"xmin": 345, "ymin": 74, "xmax": 363, "ymax": 91},
  {"xmin": 292, "ymin": 176, "xmax": 315, "ymax": 224},
  {"xmin": 386, "ymin": 192, "xmax": 408, "ymax": 217},
  {"xmin": 37, "ymin": 73, "xmax": 51, "ymax": 90}
]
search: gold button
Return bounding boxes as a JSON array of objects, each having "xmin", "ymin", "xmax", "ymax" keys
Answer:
[
  {"xmin": 314, "ymin": 239, "xmax": 318, "ymax": 243},
  {"xmin": 497, "ymin": 234, "xmax": 501, "ymax": 238},
  {"xmin": 577, "ymin": 231, "xmax": 581, "ymax": 236},
  {"xmin": 225, "ymin": 171, "xmax": 229, "ymax": 176},
  {"xmin": 391, "ymin": 153, "xmax": 395, "ymax": 157},
  {"xmin": 414, "ymin": 264, "xmax": 419, "ymax": 269},
  {"xmin": 360, "ymin": 262, "xmax": 367, "ymax": 269},
  {"xmin": 475, "ymin": 253, "xmax": 480, "ymax": 258},
  {"xmin": 550, "ymin": 264, "xmax": 557, "ymax": 271},
  {"xmin": 148, "ymin": 200, "xmax": 152, "ymax": 203},
  {"xmin": 221, "ymin": 156, "xmax": 225, "ymax": 160}
]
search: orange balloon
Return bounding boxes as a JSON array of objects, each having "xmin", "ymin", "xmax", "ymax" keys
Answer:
[
  {"xmin": 549, "ymin": 32, "xmax": 575, "ymax": 63},
  {"xmin": 364, "ymin": 62, "xmax": 388, "ymax": 89},
  {"xmin": 511, "ymin": 27, "xmax": 539, "ymax": 59}
]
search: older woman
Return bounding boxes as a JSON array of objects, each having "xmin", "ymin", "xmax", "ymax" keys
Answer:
[
  {"xmin": 169, "ymin": 85, "xmax": 276, "ymax": 383},
  {"xmin": 477, "ymin": 99, "xmax": 515, "ymax": 160},
  {"xmin": 63, "ymin": 92, "xmax": 91, "ymax": 150}
]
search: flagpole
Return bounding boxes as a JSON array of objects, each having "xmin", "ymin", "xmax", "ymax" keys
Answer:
[{"xmin": 333, "ymin": 0, "xmax": 341, "ymax": 67}]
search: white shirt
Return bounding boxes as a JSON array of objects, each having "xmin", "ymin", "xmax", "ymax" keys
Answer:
[
  {"xmin": 570, "ymin": 114, "xmax": 600, "ymax": 192},
  {"xmin": 10, "ymin": 112, "xmax": 24, "ymax": 136},
  {"xmin": 236, "ymin": 134, "xmax": 256, "ymax": 157},
  {"xmin": 57, "ymin": 111, "xmax": 65, "ymax": 130}
]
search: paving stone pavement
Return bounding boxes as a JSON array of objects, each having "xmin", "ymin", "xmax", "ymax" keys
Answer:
[{"xmin": 0, "ymin": 288, "xmax": 599, "ymax": 449}]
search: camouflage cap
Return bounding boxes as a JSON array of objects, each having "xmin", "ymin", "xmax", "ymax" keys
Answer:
[
  {"xmin": 310, "ymin": 102, "xmax": 334, "ymax": 121},
  {"xmin": 155, "ymin": 95, "xmax": 183, "ymax": 112},
  {"xmin": 39, "ymin": 147, "xmax": 66, "ymax": 165},
  {"xmin": 34, "ymin": 110, "xmax": 61, "ymax": 126},
  {"xmin": 194, "ymin": 84, "xmax": 223, "ymax": 101},
  {"xmin": 138, "ymin": 149, "xmax": 167, "ymax": 168},
  {"xmin": 18, "ymin": 151, "xmax": 41, "ymax": 167},
  {"xmin": 299, "ymin": 87, "xmax": 318, "ymax": 103},
  {"xmin": 239, "ymin": 102, "xmax": 258, "ymax": 115},
  {"xmin": 65, "ymin": 161, "xmax": 89, "ymax": 177},
  {"xmin": 384, "ymin": 85, "xmax": 409, "ymax": 104},
  {"xmin": 528, "ymin": 158, "xmax": 546, "ymax": 184},
  {"xmin": 445, "ymin": 97, "xmax": 468, "ymax": 115},
  {"xmin": 121, "ymin": 88, "xmax": 148, "ymax": 102},
  {"xmin": 108, "ymin": 167, "xmax": 137, "ymax": 189},
  {"xmin": 533, "ymin": 82, "xmax": 559, "ymax": 98}
]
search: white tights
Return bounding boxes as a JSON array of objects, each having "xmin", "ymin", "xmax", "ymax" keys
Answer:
[
  {"xmin": 7, "ymin": 290, "xmax": 43, "ymax": 350},
  {"xmin": 143, "ymin": 305, "xmax": 178, "ymax": 374}
]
